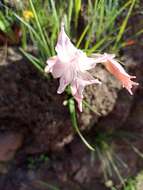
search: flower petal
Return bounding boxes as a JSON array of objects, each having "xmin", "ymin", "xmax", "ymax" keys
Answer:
[
  {"xmin": 76, "ymin": 51, "xmax": 98, "ymax": 71},
  {"xmin": 74, "ymin": 94, "xmax": 83, "ymax": 112},
  {"xmin": 46, "ymin": 56, "xmax": 68, "ymax": 79},
  {"xmin": 52, "ymin": 60, "xmax": 66, "ymax": 78},
  {"xmin": 90, "ymin": 53, "xmax": 115, "ymax": 63},
  {"xmin": 71, "ymin": 72, "xmax": 101, "ymax": 111},
  {"xmin": 57, "ymin": 76, "xmax": 69, "ymax": 94},
  {"xmin": 55, "ymin": 24, "xmax": 77, "ymax": 63},
  {"xmin": 45, "ymin": 56, "xmax": 57, "ymax": 73},
  {"xmin": 57, "ymin": 67, "xmax": 75, "ymax": 94},
  {"xmin": 71, "ymin": 80, "xmax": 83, "ymax": 112},
  {"xmin": 102, "ymin": 54, "xmax": 139, "ymax": 94},
  {"xmin": 78, "ymin": 71, "xmax": 101, "ymax": 86}
]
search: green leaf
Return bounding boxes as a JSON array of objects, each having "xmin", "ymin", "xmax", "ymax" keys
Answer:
[{"xmin": 20, "ymin": 48, "xmax": 44, "ymax": 73}]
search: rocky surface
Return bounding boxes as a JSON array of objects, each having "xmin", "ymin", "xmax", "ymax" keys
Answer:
[{"xmin": 0, "ymin": 43, "xmax": 142, "ymax": 190}]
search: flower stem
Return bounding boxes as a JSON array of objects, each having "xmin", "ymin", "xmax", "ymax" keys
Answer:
[{"xmin": 68, "ymin": 98, "xmax": 95, "ymax": 151}]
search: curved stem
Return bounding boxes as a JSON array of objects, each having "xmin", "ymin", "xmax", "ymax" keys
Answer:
[{"xmin": 68, "ymin": 98, "xmax": 95, "ymax": 151}]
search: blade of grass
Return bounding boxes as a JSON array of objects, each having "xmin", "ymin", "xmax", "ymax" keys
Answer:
[
  {"xmin": 96, "ymin": 147, "xmax": 108, "ymax": 181},
  {"xmin": 105, "ymin": 0, "xmax": 132, "ymax": 31},
  {"xmin": 84, "ymin": 0, "xmax": 98, "ymax": 50},
  {"xmin": 111, "ymin": 187, "xmax": 118, "ymax": 190},
  {"xmin": 96, "ymin": 0, "xmax": 105, "ymax": 40},
  {"xmin": 100, "ymin": 142, "xmax": 114, "ymax": 178},
  {"xmin": 112, "ymin": 0, "xmax": 136, "ymax": 51},
  {"xmin": 14, "ymin": 14, "xmax": 49, "ymax": 53},
  {"xmin": 136, "ymin": 28, "xmax": 143, "ymax": 36},
  {"xmin": 87, "ymin": 0, "xmax": 92, "ymax": 16},
  {"xmin": 50, "ymin": 0, "xmax": 59, "ymax": 31},
  {"xmin": 106, "ymin": 151, "xmax": 125, "ymax": 186},
  {"xmin": 87, "ymin": 37, "xmax": 107, "ymax": 54},
  {"xmin": 74, "ymin": 0, "xmax": 81, "ymax": 29},
  {"xmin": 114, "ymin": 154, "xmax": 128, "ymax": 169},
  {"xmin": 67, "ymin": 0, "xmax": 73, "ymax": 33},
  {"xmin": 85, "ymin": 0, "xmax": 132, "ymax": 53},
  {"xmin": 20, "ymin": 48, "xmax": 44, "ymax": 73},
  {"xmin": 131, "ymin": 145, "xmax": 143, "ymax": 158},
  {"xmin": 76, "ymin": 24, "xmax": 90, "ymax": 48},
  {"xmin": 29, "ymin": 0, "xmax": 49, "ymax": 53},
  {"xmin": 21, "ymin": 23, "xmax": 27, "ymax": 50},
  {"xmin": 49, "ymin": 25, "xmax": 57, "ymax": 55},
  {"xmin": 36, "ymin": 180, "xmax": 60, "ymax": 190}
]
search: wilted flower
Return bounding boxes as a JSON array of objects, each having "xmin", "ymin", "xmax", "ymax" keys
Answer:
[
  {"xmin": 45, "ymin": 24, "xmax": 138, "ymax": 111},
  {"xmin": 91, "ymin": 53, "xmax": 139, "ymax": 95}
]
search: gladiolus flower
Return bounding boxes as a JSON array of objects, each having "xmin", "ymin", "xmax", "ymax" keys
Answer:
[
  {"xmin": 45, "ymin": 24, "xmax": 138, "ymax": 111},
  {"xmin": 45, "ymin": 24, "xmax": 101, "ymax": 111}
]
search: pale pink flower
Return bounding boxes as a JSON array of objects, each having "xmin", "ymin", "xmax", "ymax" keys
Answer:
[
  {"xmin": 45, "ymin": 24, "xmax": 101, "ymax": 111},
  {"xmin": 92, "ymin": 53, "xmax": 139, "ymax": 95},
  {"xmin": 45, "ymin": 24, "xmax": 138, "ymax": 111}
]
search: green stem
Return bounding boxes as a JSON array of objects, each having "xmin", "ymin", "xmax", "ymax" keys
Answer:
[{"xmin": 68, "ymin": 98, "xmax": 95, "ymax": 151}]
